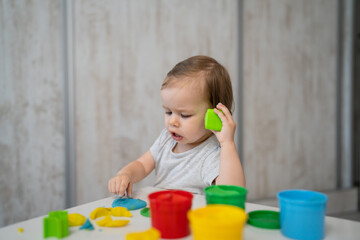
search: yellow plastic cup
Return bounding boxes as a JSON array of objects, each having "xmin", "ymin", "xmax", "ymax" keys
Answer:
[{"xmin": 188, "ymin": 205, "xmax": 247, "ymax": 240}]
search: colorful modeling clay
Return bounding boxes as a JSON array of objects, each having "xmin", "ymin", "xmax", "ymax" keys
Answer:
[
  {"xmin": 68, "ymin": 213, "xmax": 86, "ymax": 226},
  {"xmin": 140, "ymin": 207, "xmax": 151, "ymax": 217},
  {"xmin": 89, "ymin": 206, "xmax": 132, "ymax": 228},
  {"xmin": 79, "ymin": 218, "xmax": 94, "ymax": 231},
  {"xmin": 17, "ymin": 228, "xmax": 24, "ymax": 233},
  {"xmin": 111, "ymin": 206, "xmax": 132, "ymax": 217},
  {"xmin": 90, "ymin": 207, "xmax": 132, "ymax": 220},
  {"xmin": 96, "ymin": 215, "xmax": 130, "ymax": 227},
  {"xmin": 126, "ymin": 228, "xmax": 160, "ymax": 240},
  {"xmin": 112, "ymin": 198, "xmax": 147, "ymax": 210},
  {"xmin": 90, "ymin": 207, "xmax": 111, "ymax": 220}
]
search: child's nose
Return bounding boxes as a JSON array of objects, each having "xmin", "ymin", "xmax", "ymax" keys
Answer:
[{"xmin": 169, "ymin": 115, "xmax": 179, "ymax": 127}]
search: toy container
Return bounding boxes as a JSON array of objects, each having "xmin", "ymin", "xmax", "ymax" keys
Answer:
[
  {"xmin": 188, "ymin": 205, "xmax": 247, "ymax": 240},
  {"xmin": 204, "ymin": 185, "xmax": 247, "ymax": 209},
  {"xmin": 277, "ymin": 189, "xmax": 328, "ymax": 240},
  {"xmin": 148, "ymin": 190, "xmax": 193, "ymax": 239}
]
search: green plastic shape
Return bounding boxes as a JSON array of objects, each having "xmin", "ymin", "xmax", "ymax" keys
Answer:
[
  {"xmin": 140, "ymin": 207, "xmax": 151, "ymax": 217},
  {"xmin": 247, "ymin": 210, "xmax": 280, "ymax": 229},
  {"xmin": 205, "ymin": 109, "xmax": 222, "ymax": 131},
  {"xmin": 43, "ymin": 210, "xmax": 69, "ymax": 238},
  {"xmin": 204, "ymin": 185, "xmax": 248, "ymax": 209}
]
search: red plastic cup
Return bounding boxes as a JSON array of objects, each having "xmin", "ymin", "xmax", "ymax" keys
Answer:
[{"xmin": 148, "ymin": 190, "xmax": 193, "ymax": 239}]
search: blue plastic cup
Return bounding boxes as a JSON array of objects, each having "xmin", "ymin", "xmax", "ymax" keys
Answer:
[{"xmin": 277, "ymin": 190, "xmax": 328, "ymax": 240}]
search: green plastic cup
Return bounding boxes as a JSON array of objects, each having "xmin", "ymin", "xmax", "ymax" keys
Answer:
[{"xmin": 204, "ymin": 185, "xmax": 247, "ymax": 209}]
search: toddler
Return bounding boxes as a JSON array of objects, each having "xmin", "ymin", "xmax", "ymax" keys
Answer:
[{"xmin": 108, "ymin": 55, "xmax": 245, "ymax": 196}]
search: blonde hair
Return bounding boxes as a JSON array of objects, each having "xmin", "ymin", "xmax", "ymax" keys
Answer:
[{"xmin": 161, "ymin": 55, "xmax": 234, "ymax": 113}]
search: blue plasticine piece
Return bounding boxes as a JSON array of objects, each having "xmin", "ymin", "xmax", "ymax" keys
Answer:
[
  {"xmin": 79, "ymin": 218, "xmax": 94, "ymax": 231},
  {"xmin": 112, "ymin": 198, "xmax": 147, "ymax": 210}
]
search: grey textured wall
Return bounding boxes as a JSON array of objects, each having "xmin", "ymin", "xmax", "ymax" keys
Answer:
[
  {"xmin": 243, "ymin": 0, "xmax": 337, "ymax": 199},
  {"xmin": 0, "ymin": 0, "xmax": 65, "ymax": 226}
]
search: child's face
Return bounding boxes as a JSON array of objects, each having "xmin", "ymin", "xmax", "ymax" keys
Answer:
[{"xmin": 161, "ymin": 77, "xmax": 212, "ymax": 152}]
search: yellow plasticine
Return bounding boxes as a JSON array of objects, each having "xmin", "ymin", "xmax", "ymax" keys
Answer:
[
  {"xmin": 126, "ymin": 228, "xmax": 160, "ymax": 240},
  {"xmin": 96, "ymin": 215, "xmax": 129, "ymax": 227},
  {"xmin": 68, "ymin": 213, "xmax": 86, "ymax": 226},
  {"xmin": 111, "ymin": 207, "xmax": 132, "ymax": 217},
  {"xmin": 17, "ymin": 228, "xmax": 24, "ymax": 233},
  {"xmin": 90, "ymin": 207, "xmax": 111, "ymax": 220}
]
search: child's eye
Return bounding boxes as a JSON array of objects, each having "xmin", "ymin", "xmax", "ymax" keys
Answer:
[
  {"xmin": 165, "ymin": 111, "xmax": 172, "ymax": 115},
  {"xmin": 181, "ymin": 114, "xmax": 191, "ymax": 118}
]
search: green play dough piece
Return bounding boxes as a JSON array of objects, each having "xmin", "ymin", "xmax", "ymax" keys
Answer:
[{"xmin": 140, "ymin": 207, "xmax": 151, "ymax": 217}]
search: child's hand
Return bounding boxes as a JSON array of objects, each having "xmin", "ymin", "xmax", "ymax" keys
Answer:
[
  {"xmin": 108, "ymin": 173, "xmax": 133, "ymax": 197},
  {"xmin": 212, "ymin": 103, "xmax": 236, "ymax": 146}
]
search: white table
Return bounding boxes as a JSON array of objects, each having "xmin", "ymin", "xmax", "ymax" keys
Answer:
[{"xmin": 1, "ymin": 186, "xmax": 359, "ymax": 240}]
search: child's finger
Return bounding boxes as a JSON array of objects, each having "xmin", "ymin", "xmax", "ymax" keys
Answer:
[
  {"xmin": 127, "ymin": 183, "xmax": 133, "ymax": 197},
  {"xmin": 213, "ymin": 108, "xmax": 227, "ymax": 123},
  {"xmin": 216, "ymin": 103, "xmax": 236, "ymax": 126},
  {"xmin": 119, "ymin": 181, "xmax": 128, "ymax": 196},
  {"xmin": 113, "ymin": 176, "xmax": 121, "ymax": 194},
  {"xmin": 216, "ymin": 103, "xmax": 231, "ymax": 117}
]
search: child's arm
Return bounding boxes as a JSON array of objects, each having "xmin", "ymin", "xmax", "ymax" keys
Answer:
[
  {"xmin": 108, "ymin": 150, "xmax": 155, "ymax": 197},
  {"xmin": 212, "ymin": 103, "xmax": 246, "ymax": 187}
]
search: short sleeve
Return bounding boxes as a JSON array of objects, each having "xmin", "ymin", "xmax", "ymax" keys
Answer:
[
  {"xmin": 201, "ymin": 147, "xmax": 220, "ymax": 186},
  {"xmin": 149, "ymin": 129, "xmax": 169, "ymax": 162}
]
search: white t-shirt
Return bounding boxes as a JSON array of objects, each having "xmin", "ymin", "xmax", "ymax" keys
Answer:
[{"xmin": 150, "ymin": 128, "xmax": 220, "ymax": 194}]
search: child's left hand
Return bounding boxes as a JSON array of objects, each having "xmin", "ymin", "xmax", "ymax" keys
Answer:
[{"xmin": 212, "ymin": 103, "xmax": 236, "ymax": 146}]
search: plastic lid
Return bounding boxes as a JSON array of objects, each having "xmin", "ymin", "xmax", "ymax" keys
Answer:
[
  {"xmin": 149, "ymin": 190, "xmax": 193, "ymax": 210},
  {"xmin": 247, "ymin": 210, "xmax": 280, "ymax": 229}
]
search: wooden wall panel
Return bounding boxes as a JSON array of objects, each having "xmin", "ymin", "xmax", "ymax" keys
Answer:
[
  {"xmin": 0, "ymin": 0, "xmax": 64, "ymax": 226},
  {"xmin": 243, "ymin": 0, "xmax": 337, "ymax": 199}
]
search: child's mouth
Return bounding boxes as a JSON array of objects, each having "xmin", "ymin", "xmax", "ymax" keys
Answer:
[{"xmin": 171, "ymin": 132, "xmax": 183, "ymax": 141}]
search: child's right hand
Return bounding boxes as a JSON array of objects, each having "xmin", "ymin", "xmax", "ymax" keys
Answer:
[
  {"xmin": 108, "ymin": 174, "xmax": 133, "ymax": 197},
  {"xmin": 212, "ymin": 103, "xmax": 236, "ymax": 146}
]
